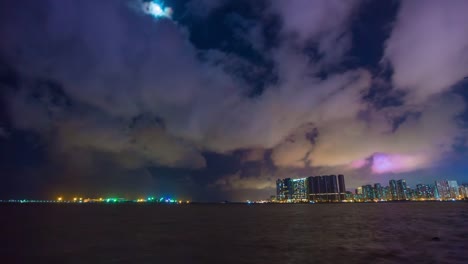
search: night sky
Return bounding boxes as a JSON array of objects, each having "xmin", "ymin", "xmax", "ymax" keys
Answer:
[{"xmin": 1, "ymin": 0, "xmax": 468, "ymax": 201}]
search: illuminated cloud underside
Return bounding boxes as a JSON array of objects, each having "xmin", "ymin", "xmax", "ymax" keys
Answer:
[{"xmin": 371, "ymin": 153, "xmax": 428, "ymax": 174}]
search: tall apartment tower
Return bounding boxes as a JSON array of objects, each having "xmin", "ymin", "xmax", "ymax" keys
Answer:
[
  {"xmin": 338, "ymin": 174, "xmax": 346, "ymax": 200},
  {"xmin": 448, "ymin": 180, "xmax": 459, "ymax": 199},
  {"xmin": 435, "ymin": 180, "xmax": 450, "ymax": 200},
  {"xmin": 389, "ymin": 180, "xmax": 398, "ymax": 200},
  {"xmin": 374, "ymin": 183, "xmax": 382, "ymax": 200},
  {"xmin": 396, "ymin": 179, "xmax": 408, "ymax": 200},
  {"xmin": 276, "ymin": 179, "xmax": 285, "ymax": 201}
]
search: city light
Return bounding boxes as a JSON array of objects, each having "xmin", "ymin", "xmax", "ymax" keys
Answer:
[
  {"xmin": 3, "ymin": 179, "xmax": 466, "ymax": 204},
  {"xmin": 0, "ymin": 195, "xmax": 192, "ymax": 204},
  {"xmin": 1, "ymin": 197, "xmax": 193, "ymax": 204},
  {"xmin": 273, "ymin": 175, "xmax": 468, "ymax": 203}
]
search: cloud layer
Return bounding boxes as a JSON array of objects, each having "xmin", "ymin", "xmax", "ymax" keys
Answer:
[
  {"xmin": 1, "ymin": 0, "xmax": 467, "ymax": 198},
  {"xmin": 384, "ymin": 0, "xmax": 468, "ymax": 103}
]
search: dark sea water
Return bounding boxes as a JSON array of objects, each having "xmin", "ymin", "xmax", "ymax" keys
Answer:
[{"xmin": 1, "ymin": 202, "xmax": 467, "ymax": 264}]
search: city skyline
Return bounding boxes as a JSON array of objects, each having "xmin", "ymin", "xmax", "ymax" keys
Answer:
[
  {"xmin": 3, "ymin": 176, "xmax": 467, "ymax": 202},
  {"xmin": 275, "ymin": 175, "xmax": 468, "ymax": 203}
]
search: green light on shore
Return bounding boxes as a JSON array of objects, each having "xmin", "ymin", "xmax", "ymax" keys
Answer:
[{"xmin": 105, "ymin": 198, "xmax": 119, "ymax": 203}]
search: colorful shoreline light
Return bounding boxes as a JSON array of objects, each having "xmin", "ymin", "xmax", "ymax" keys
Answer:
[{"xmin": 1, "ymin": 195, "xmax": 191, "ymax": 204}]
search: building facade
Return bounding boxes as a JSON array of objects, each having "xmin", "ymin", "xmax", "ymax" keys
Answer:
[
  {"xmin": 389, "ymin": 180, "xmax": 398, "ymax": 200},
  {"xmin": 276, "ymin": 174, "xmax": 346, "ymax": 202},
  {"xmin": 435, "ymin": 180, "xmax": 450, "ymax": 200},
  {"xmin": 338, "ymin": 174, "xmax": 346, "ymax": 200},
  {"xmin": 448, "ymin": 180, "xmax": 459, "ymax": 199},
  {"xmin": 374, "ymin": 183, "xmax": 382, "ymax": 200},
  {"xmin": 396, "ymin": 179, "xmax": 408, "ymax": 200},
  {"xmin": 291, "ymin": 178, "xmax": 308, "ymax": 201}
]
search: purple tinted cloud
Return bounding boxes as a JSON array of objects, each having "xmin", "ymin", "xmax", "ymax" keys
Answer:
[
  {"xmin": 384, "ymin": 0, "xmax": 468, "ymax": 103},
  {"xmin": 371, "ymin": 153, "xmax": 427, "ymax": 174}
]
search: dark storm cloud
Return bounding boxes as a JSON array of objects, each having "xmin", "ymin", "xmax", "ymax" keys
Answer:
[
  {"xmin": 1, "ymin": 0, "xmax": 468, "ymax": 199},
  {"xmin": 185, "ymin": 0, "xmax": 228, "ymax": 18}
]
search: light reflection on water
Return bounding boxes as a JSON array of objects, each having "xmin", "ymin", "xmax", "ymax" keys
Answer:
[{"xmin": 2, "ymin": 202, "xmax": 467, "ymax": 263}]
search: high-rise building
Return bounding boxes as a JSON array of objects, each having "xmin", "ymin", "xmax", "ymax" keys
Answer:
[
  {"xmin": 313, "ymin": 176, "xmax": 323, "ymax": 195},
  {"xmin": 354, "ymin": 187, "xmax": 363, "ymax": 201},
  {"xmin": 406, "ymin": 187, "xmax": 415, "ymax": 200},
  {"xmin": 323, "ymin": 175, "xmax": 339, "ymax": 201},
  {"xmin": 396, "ymin": 179, "xmax": 408, "ymax": 200},
  {"xmin": 284, "ymin": 178, "xmax": 293, "ymax": 200},
  {"xmin": 356, "ymin": 186, "xmax": 363, "ymax": 195},
  {"xmin": 307, "ymin": 176, "xmax": 319, "ymax": 201},
  {"xmin": 338, "ymin": 174, "xmax": 346, "ymax": 200},
  {"xmin": 389, "ymin": 180, "xmax": 398, "ymax": 200},
  {"xmin": 275, "ymin": 178, "xmax": 294, "ymax": 201},
  {"xmin": 303, "ymin": 174, "xmax": 346, "ymax": 202},
  {"xmin": 415, "ymin": 184, "xmax": 434, "ymax": 200},
  {"xmin": 307, "ymin": 176, "xmax": 317, "ymax": 201},
  {"xmin": 276, "ymin": 179, "xmax": 285, "ymax": 200},
  {"xmin": 448, "ymin": 180, "xmax": 459, "ymax": 199},
  {"xmin": 427, "ymin": 184, "xmax": 436, "ymax": 199},
  {"xmin": 383, "ymin": 186, "xmax": 391, "ymax": 201},
  {"xmin": 320, "ymin": 176, "xmax": 328, "ymax": 197},
  {"xmin": 374, "ymin": 183, "xmax": 382, "ymax": 200},
  {"xmin": 362, "ymin": 185, "xmax": 374, "ymax": 201},
  {"xmin": 328, "ymin": 175, "xmax": 339, "ymax": 193},
  {"xmin": 319, "ymin": 175, "xmax": 330, "ymax": 202},
  {"xmin": 308, "ymin": 176, "xmax": 321, "ymax": 201},
  {"xmin": 307, "ymin": 176, "xmax": 315, "ymax": 197},
  {"xmin": 291, "ymin": 178, "xmax": 308, "ymax": 201},
  {"xmin": 460, "ymin": 184, "xmax": 468, "ymax": 199},
  {"xmin": 435, "ymin": 180, "xmax": 450, "ymax": 200},
  {"xmin": 415, "ymin": 184, "xmax": 424, "ymax": 199}
]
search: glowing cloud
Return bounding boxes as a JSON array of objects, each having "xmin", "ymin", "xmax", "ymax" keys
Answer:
[
  {"xmin": 142, "ymin": 1, "xmax": 173, "ymax": 19},
  {"xmin": 349, "ymin": 159, "xmax": 369, "ymax": 169},
  {"xmin": 371, "ymin": 153, "xmax": 428, "ymax": 174}
]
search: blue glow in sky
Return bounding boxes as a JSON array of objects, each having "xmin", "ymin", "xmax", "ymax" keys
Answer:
[{"xmin": 143, "ymin": 1, "xmax": 172, "ymax": 19}]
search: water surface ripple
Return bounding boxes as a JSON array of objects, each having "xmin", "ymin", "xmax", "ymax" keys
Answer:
[{"xmin": 2, "ymin": 203, "xmax": 467, "ymax": 263}]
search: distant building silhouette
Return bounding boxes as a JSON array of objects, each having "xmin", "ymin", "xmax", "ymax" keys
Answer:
[{"xmin": 338, "ymin": 174, "xmax": 346, "ymax": 200}]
